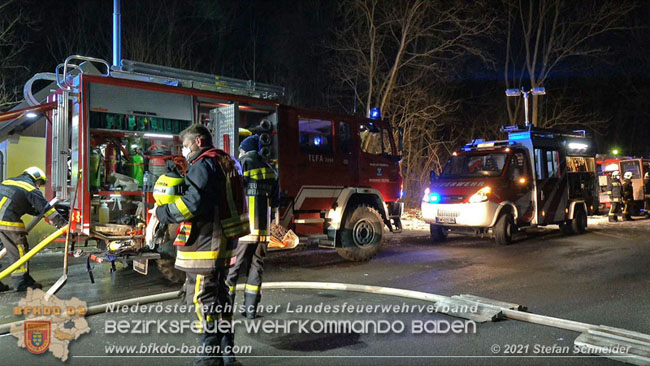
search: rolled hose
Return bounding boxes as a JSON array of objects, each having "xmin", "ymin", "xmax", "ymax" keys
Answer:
[{"xmin": 0, "ymin": 281, "xmax": 595, "ymax": 335}]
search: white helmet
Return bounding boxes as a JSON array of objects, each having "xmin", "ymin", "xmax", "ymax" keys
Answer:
[
  {"xmin": 624, "ymin": 171, "xmax": 633, "ymax": 179},
  {"xmin": 612, "ymin": 170, "xmax": 620, "ymax": 178},
  {"xmin": 23, "ymin": 167, "xmax": 47, "ymax": 185}
]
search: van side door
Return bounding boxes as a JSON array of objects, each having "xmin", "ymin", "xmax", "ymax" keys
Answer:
[
  {"xmin": 508, "ymin": 150, "xmax": 534, "ymax": 224},
  {"xmin": 534, "ymin": 148, "xmax": 567, "ymax": 224}
]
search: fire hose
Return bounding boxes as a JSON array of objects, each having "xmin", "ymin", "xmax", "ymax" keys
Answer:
[{"xmin": 0, "ymin": 225, "xmax": 68, "ymax": 281}]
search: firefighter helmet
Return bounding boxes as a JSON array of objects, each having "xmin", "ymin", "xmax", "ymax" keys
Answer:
[
  {"xmin": 152, "ymin": 173, "xmax": 186, "ymax": 206},
  {"xmin": 612, "ymin": 171, "xmax": 620, "ymax": 178},
  {"xmin": 624, "ymin": 171, "xmax": 633, "ymax": 180},
  {"xmin": 23, "ymin": 167, "xmax": 47, "ymax": 185}
]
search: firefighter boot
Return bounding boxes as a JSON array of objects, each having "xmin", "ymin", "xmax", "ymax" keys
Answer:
[
  {"xmin": 0, "ymin": 282, "xmax": 10, "ymax": 292},
  {"xmin": 13, "ymin": 274, "xmax": 42, "ymax": 292},
  {"xmin": 220, "ymin": 325, "xmax": 240, "ymax": 366},
  {"xmin": 242, "ymin": 292, "xmax": 260, "ymax": 319},
  {"xmin": 608, "ymin": 215, "xmax": 617, "ymax": 223},
  {"xmin": 194, "ymin": 319, "xmax": 223, "ymax": 366}
]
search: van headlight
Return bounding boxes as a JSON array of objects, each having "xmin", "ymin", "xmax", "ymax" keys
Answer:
[{"xmin": 468, "ymin": 186, "xmax": 491, "ymax": 203}]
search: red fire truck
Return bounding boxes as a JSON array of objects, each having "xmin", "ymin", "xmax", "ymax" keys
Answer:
[
  {"xmin": 421, "ymin": 125, "xmax": 599, "ymax": 245},
  {"xmin": 0, "ymin": 56, "xmax": 403, "ymax": 281},
  {"xmin": 596, "ymin": 156, "xmax": 650, "ymax": 214}
]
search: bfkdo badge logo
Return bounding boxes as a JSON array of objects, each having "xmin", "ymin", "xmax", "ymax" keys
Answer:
[{"xmin": 24, "ymin": 320, "xmax": 51, "ymax": 354}]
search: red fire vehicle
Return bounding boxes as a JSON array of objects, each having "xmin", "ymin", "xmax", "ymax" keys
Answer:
[
  {"xmin": 0, "ymin": 56, "xmax": 403, "ymax": 281},
  {"xmin": 596, "ymin": 156, "xmax": 650, "ymax": 214},
  {"xmin": 421, "ymin": 125, "xmax": 599, "ymax": 245}
]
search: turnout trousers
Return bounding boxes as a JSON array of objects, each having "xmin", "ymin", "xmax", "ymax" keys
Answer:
[
  {"xmin": 226, "ymin": 240, "xmax": 268, "ymax": 318},
  {"xmin": 185, "ymin": 268, "xmax": 236, "ymax": 366},
  {"xmin": 609, "ymin": 201, "xmax": 621, "ymax": 222},
  {"xmin": 0, "ymin": 231, "xmax": 36, "ymax": 290}
]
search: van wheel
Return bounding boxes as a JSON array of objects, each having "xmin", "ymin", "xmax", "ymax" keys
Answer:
[
  {"xmin": 559, "ymin": 221, "xmax": 574, "ymax": 235},
  {"xmin": 336, "ymin": 205, "xmax": 384, "ymax": 261},
  {"xmin": 571, "ymin": 207, "xmax": 588, "ymax": 234},
  {"xmin": 494, "ymin": 212, "xmax": 514, "ymax": 245},
  {"xmin": 430, "ymin": 224, "xmax": 447, "ymax": 243}
]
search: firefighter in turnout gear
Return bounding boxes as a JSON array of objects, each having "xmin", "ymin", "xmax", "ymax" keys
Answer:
[
  {"xmin": 227, "ymin": 135, "xmax": 279, "ymax": 319},
  {"xmin": 607, "ymin": 171, "xmax": 623, "ymax": 222},
  {"xmin": 0, "ymin": 167, "xmax": 67, "ymax": 292},
  {"xmin": 154, "ymin": 125, "xmax": 248, "ymax": 366},
  {"xmin": 622, "ymin": 171, "xmax": 634, "ymax": 221},
  {"xmin": 643, "ymin": 172, "xmax": 650, "ymax": 218}
]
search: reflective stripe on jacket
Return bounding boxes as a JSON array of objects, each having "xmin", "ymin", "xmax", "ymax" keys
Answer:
[{"xmin": 0, "ymin": 175, "xmax": 57, "ymax": 232}]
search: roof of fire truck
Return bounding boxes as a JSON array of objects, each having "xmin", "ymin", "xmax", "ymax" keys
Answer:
[
  {"xmin": 459, "ymin": 125, "xmax": 594, "ymax": 155},
  {"xmin": 0, "ymin": 55, "xmax": 286, "ymax": 142}
]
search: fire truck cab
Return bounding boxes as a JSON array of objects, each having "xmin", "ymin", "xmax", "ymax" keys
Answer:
[
  {"xmin": 0, "ymin": 55, "xmax": 404, "ymax": 282},
  {"xmin": 422, "ymin": 125, "xmax": 598, "ymax": 245}
]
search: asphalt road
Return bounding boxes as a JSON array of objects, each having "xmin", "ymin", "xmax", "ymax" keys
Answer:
[{"xmin": 0, "ymin": 216, "xmax": 648, "ymax": 366}]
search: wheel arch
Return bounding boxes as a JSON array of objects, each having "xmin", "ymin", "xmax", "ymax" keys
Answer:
[
  {"xmin": 326, "ymin": 188, "xmax": 390, "ymax": 248},
  {"xmin": 489, "ymin": 202, "xmax": 518, "ymax": 227},
  {"xmin": 568, "ymin": 200, "xmax": 587, "ymax": 220}
]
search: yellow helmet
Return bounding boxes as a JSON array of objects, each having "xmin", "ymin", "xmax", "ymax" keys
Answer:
[
  {"xmin": 24, "ymin": 167, "xmax": 47, "ymax": 185},
  {"xmin": 153, "ymin": 173, "xmax": 185, "ymax": 206}
]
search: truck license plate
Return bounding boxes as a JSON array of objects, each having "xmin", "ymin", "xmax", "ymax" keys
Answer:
[
  {"xmin": 133, "ymin": 258, "xmax": 149, "ymax": 275},
  {"xmin": 436, "ymin": 217, "xmax": 456, "ymax": 224}
]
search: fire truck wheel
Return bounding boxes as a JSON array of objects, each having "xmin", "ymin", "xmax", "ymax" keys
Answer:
[
  {"xmin": 336, "ymin": 205, "xmax": 384, "ymax": 261},
  {"xmin": 570, "ymin": 207, "xmax": 588, "ymax": 234},
  {"xmin": 494, "ymin": 212, "xmax": 514, "ymax": 245},
  {"xmin": 156, "ymin": 259, "xmax": 186, "ymax": 284},
  {"xmin": 430, "ymin": 224, "xmax": 447, "ymax": 243}
]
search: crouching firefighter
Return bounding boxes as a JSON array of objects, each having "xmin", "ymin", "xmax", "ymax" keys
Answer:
[
  {"xmin": 227, "ymin": 135, "xmax": 279, "ymax": 319},
  {"xmin": 0, "ymin": 167, "xmax": 67, "ymax": 292},
  {"xmin": 154, "ymin": 125, "xmax": 249, "ymax": 366},
  {"xmin": 608, "ymin": 171, "xmax": 623, "ymax": 222}
]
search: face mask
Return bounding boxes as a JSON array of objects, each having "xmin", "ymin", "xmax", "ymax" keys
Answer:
[{"xmin": 182, "ymin": 146, "xmax": 192, "ymax": 160}]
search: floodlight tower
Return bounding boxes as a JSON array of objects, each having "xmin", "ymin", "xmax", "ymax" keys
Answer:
[{"xmin": 505, "ymin": 87, "xmax": 546, "ymax": 126}]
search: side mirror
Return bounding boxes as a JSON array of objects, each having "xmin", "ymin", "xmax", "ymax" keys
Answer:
[{"xmin": 430, "ymin": 170, "xmax": 437, "ymax": 183}]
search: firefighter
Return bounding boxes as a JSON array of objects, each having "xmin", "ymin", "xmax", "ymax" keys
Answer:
[
  {"xmin": 227, "ymin": 135, "xmax": 279, "ymax": 319},
  {"xmin": 154, "ymin": 125, "xmax": 248, "ymax": 366},
  {"xmin": 643, "ymin": 172, "xmax": 650, "ymax": 218},
  {"xmin": 607, "ymin": 171, "xmax": 623, "ymax": 222},
  {"xmin": 622, "ymin": 171, "xmax": 634, "ymax": 221},
  {"xmin": 0, "ymin": 167, "xmax": 67, "ymax": 292}
]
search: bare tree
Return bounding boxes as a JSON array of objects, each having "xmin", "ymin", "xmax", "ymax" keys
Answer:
[
  {"xmin": 0, "ymin": 0, "xmax": 31, "ymax": 108},
  {"xmin": 504, "ymin": 0, "xmax": 636, "ymax": 126},
  {"xmin": 329, "ymin": 0, "xmax": 494, "ymax": 205}
]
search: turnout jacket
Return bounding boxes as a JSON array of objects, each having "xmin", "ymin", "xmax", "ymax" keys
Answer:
[
  {"xmin": 239, "ymin": 151, "xmax": 279, "ymax": 238},
  {"xmin": 622, "ymin": 178, "xmax": 634, "ymax": 201},
  {"xmin": 0, "ymin": 174, "xmax": 61, "ymax": 232},
  {"xmin": 607, "ymin": 177, "xmax": 622, "ymax": 201},
  {"xmin": 157, "ymin": 147, "xmax": 249, "ymax": 273}
]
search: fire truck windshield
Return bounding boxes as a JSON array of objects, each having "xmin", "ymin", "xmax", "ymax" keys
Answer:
[{"xmin": 441, "ymin": 153, "xmax": 508, "ymax": 178}]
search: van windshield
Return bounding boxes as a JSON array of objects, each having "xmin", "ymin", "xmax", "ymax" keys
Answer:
[{"xmin": 441, "ymin": 153, "xmax": 508, "ymax": 178}]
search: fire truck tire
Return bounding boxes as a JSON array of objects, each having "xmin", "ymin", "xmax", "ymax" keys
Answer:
[
  {"xmin": 494, "ymin": 213, "xmax": 514, "ymax": 245},
  {"xmin": 336, "ymin": 205, "xmax": 384, "ymax": 261},
  {"xmin": 570, "ymin": 207, "xmax": 587, "ymax": 234},
  {"xmin": 156, "ymin": 259, "xmax": 185, "ymax": 284},
  {"xmin": 430, "ymin": 224, "xmax": 447, "ymax": 243}
]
